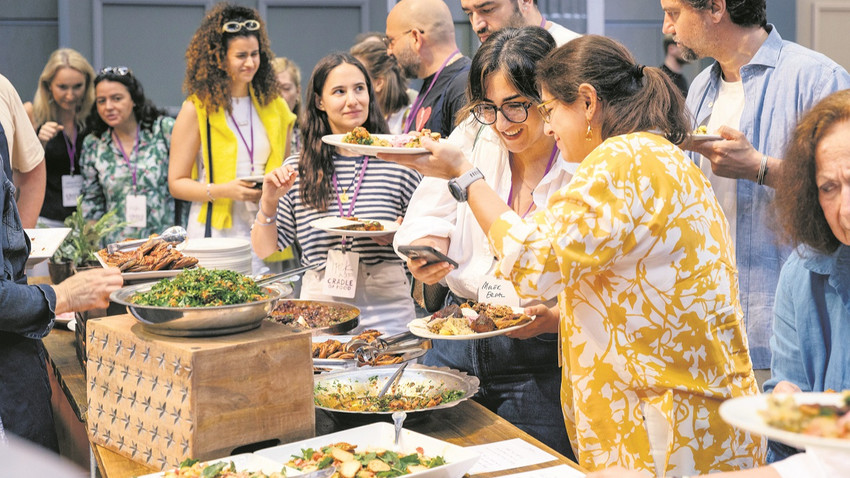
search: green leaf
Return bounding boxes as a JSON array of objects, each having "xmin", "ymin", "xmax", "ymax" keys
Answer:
[
  {"xmin": 179, "ymin": 458, "xmax": 199, "ymax": 467},
  {"xmin": 201, "ymin": 461, "xmax": 228, "ymax": 478}
]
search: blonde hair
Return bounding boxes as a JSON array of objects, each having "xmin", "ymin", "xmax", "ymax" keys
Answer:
[
  {"xmin": 31, "ymin": 48, "xmax": 95, "ymax": 128},
  {"xmin": 271, "ymin": 57, "xmax": 302, "ymax": 113}
]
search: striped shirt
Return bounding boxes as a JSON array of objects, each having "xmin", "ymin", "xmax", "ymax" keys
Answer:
[{"xmin": 275, "ymin": 154, "xmax": 421, "ymax": 268}]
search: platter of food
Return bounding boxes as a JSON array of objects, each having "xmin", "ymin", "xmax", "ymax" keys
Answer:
[
  {"xmin": 310, "ymin": 216, "xmax": 399, "ymax": 238},
  {"xmin": 313, "ymin": 364, "xmax": 478, "ymax": 418},
  {"xmin": 719, "ymin": 391, "xmax": 850, "ymax": 450},
  {"xmin": 268, "ymin": 299, "xmax": 360, "ymax": 335},
  {"xmin": 97, "ymin": 236, "xmax": 198, "ymax": 281},
  {"xmin": 312, "ymin": 329, "xmax": 429, "ymax": 368},
  {"xmin": 254, "ymin": 421, "xmax": 480, "ymax": 478},
  {"xmin": 407, "ymin": 302, "xmax": 534, "ymax": 340},
  {"xmin": 110, "ymin": 269, "xmax": 287, "ymax": 336},
  {"xmin": 322, "ymin": 127, "xmax": 442, "ymax": 156},
  {"xmin": 24, "ymin": 227, "xmax": 71, "ymax": 269},
  {"xmin": 138, "ymin": 454, "xmax": 292, "ymax": 478}
]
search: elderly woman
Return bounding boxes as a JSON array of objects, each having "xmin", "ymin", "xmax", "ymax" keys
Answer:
[{"xmin": 382, "ymin": 34, "xmax": 763, "ymax": 475}]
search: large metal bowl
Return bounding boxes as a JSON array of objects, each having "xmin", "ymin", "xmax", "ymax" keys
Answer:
[
  {"xmin": 110, "ymin": 282, "xmax": 291, "ymax": 337},
  {"xmin": 268, "ymin": 299, "xmax": 360, "ymax": 335},
  {"xmin": 313, "ymin": 364, "xmax": 480, "ymax": 423}
]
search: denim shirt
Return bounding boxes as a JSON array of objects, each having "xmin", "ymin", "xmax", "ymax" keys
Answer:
[
  {"xmin": 762, "ymin": 244, "xmax": 850, "ymax": 461},
  {"xmin": 686, "ymin": 25, "xmax": 850, "ymax": 369}
]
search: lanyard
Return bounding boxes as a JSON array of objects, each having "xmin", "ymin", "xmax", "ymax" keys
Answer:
[
  {"xmin": 539, "ymin": 16, "xmax": 546, "ymax": 28},
  {"xmin": 508, "ymin": 145, "xmax": 558, "ymax": 218},
  {"xmin": 332, "ymin": 156, "xmax": 369, "ymax": 247},
  {"xmin": 62, "ymin": 125, "xmax": 77, "ymax": 174},
  {"xmin": 403, "ymin": 49, "xmax": 460, "ymax": 133},
  {"xmin": 228, "ymin": 99, "xmax": 254, "ymax": 169},
  {"xmin": 111, "ymin": 125, "xmax": 140, "ymax": 187}
]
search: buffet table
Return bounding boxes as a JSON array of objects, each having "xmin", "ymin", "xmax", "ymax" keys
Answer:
[{"xmin": 43, "ymin": 327, "xmax": 586, "ymax": 478}]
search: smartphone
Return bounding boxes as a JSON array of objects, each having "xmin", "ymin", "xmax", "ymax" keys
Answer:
[{"xmin": 398, "ymin": 245, "xmax": 459, "ymax": 268}]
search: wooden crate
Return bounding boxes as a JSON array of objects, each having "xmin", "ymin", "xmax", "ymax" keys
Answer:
[{"xmin": 86, "ymin": 315, "xmax": 314, "ymax": 470}]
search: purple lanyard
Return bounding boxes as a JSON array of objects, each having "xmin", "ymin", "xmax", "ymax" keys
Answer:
[
  {"xmin": 228, "ymin": 99, "xmax": 254, "ymax": 169},
  {"xmin": 332, "ymin": 156, "xmax": 369, "ymax": 247},
  {"xmin": 539, "ymin": 16, "xmax": 546, "ymax": 28},
  {"xmin": 508, "ymin": 145, "xmax": 558, "ymax": 218},
  {"xmin": 62, "ymin": 126, "xmax": 76, "ymax": 174},
  {"xmin": 403, "ymin": 49, "xmax": 460, "ymax": 133},
  {"xmin": 111, "ymin": 125, "xmax": 140, "ymax": 187}
]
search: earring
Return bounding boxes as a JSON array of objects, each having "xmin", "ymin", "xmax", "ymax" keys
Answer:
[{"xmin": 585, "ymin": 120, "xmax": 592, "ymax": 142}]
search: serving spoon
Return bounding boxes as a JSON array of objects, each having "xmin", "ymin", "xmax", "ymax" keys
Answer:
[{"xmin": 106, "ymin": 225, "xmax": 188, "ymax": 254}]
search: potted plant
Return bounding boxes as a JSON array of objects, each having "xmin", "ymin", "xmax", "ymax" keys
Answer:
[{"xmin": 49, "ymin": 196, "xmax": 127, "ymax": 283}]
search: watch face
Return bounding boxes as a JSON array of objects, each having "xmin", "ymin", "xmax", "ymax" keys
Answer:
[{"xmin": 447, "ymin": 180, "xmax": 465, "ymax": 202}]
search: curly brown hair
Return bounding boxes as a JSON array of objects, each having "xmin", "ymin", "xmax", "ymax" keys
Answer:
[
  {"xmin": 775, "ymin": 89, "xmax": 850, "ymax": 254},
  {"xmin": 183, "ymin": 2, "xmax": 278, "ymax": 112}
]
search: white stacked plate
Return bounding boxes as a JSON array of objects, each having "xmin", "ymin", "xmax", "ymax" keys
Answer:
[{"xmin": 182, "ymin": 238, "xmax": 253, "ymax": 275}]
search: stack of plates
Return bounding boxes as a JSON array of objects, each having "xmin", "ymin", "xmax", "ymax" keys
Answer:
[{"xmin": 182, "ymin": 238, "xmax": 253, "ymax": 275}]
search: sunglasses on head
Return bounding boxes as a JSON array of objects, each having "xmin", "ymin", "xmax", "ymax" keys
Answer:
[
  {"xmin": 99, "ymin": 66, "xmax": 131, "ymax": 77},
  {"xmin": 222, "ymin": 20, "xmax": 261, "ymax": 33}
]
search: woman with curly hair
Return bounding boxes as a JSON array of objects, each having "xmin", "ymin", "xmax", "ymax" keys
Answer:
[
  {"xmin": 168, "ymin": 3, "xmax": 295, "ymax": 265},
  {"xmin": 251, "ymin": 53, "xmax": 420, "ymax": 335},
  {"xmin": 24, "ymin": 48, "xmax": 96, "ymax": 227},
  {"xmin": 79, "ymin": 67, "xmax": 177, "ymax": 244}
]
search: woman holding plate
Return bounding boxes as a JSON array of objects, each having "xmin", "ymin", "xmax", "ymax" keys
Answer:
[
  {"xmin": 251, "ymin": 52, "xmax": 420, "ymax": 335},
  {"xmin": 168, "ymin": 3, "xmax": 294, "ymax": 270}
]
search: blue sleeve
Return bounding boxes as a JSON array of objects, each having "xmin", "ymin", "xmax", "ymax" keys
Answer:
[
  {"xmin": 763, "ymin": 255, "xmax": 809, "ymax": 393},
  {"xmin": 0, "ymin": 282, "xmax": 58, "ymax": 338}
]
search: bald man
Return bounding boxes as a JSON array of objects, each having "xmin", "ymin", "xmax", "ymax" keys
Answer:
[
  {"xmin": 461, "ymin": 0, "xmax": 580, "ymax": 45},
  {"xmin": 385, "ymin": 0, "xmax": 470, "ymax": 136}
]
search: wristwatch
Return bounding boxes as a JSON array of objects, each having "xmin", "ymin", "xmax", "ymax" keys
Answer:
[{"xmin": 447, "ymin": 167, "xmax": 485, "ymax": 202}]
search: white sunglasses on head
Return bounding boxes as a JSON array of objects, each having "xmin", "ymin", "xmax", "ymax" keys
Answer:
[{"xmin": 222, "ymin": 20, "xmax": 260, "ymax": 33}]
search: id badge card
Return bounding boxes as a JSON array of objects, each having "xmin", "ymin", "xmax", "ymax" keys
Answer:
[
  {"xmin": 125, "ymin": 194, "xmax": 147, "ymax": 228},
  {"xmin": 477, "ymin": 276, "xmax": 520, "ymax": 307},
  {"xmin": 61, "ymin": 175, "xmax": 83, "ymax": 207},
  {"xmin": 322, "ymin": 249, "xmax": 359, "ymax": 298}
]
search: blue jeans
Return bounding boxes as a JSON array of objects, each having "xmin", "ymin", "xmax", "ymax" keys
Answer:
[{"xmin": 422, "ymin": 293, "xmax": 574, "ymax": 460}]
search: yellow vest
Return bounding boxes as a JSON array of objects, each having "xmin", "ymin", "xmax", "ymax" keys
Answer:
[{"xmin": 190, "ymin": 90, "xmax": 296, "ymax": 230}]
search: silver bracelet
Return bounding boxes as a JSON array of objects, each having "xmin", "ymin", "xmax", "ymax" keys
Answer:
[
  {"xmin": 255, "ymin": 209, "xmax": 274, "ymax": 226},
  {"xmin": 756, "ymin": 154, "xmax": 769, "ymax": 185}
]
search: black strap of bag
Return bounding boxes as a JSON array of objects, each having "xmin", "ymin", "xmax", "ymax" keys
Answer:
[{"xmin": 205, "ymin": 117, "xmax": 213, "ymax": 238}]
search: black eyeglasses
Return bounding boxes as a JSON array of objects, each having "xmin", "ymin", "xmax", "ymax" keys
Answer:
[
  {"xmin": 471, "ymin": 101, "xmax": 533, "ymax": 125},
  {"xmin": 383, "ymin": 28, "xmax": 423, "ymax": 48},
  {"xmin": 98, "ymin": 66, "xmax": 131, "ymax": 77},
  {"xmin": 222, "ymin": 20, "xmax": 261, "ymax": 33}
]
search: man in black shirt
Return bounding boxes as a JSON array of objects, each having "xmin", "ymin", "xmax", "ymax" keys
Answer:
[
  {"xmin": 660, "ymin": 33, "xmax": 690, "ymax": 96},
  {"xmin": 385, "ymin": 0, "xmax": 470, "ymax": 137}
]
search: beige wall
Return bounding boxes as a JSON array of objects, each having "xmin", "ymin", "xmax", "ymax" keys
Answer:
[{"xmin": 797, "ymin": 0, "xmax": 850, "ymax": 71}]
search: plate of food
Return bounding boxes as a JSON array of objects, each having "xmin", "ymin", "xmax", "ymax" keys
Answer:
[
  {"xmin": 322, "ymin": 127, "xmax": 442, "ymax": 156},
  {"xmin": 719, "ymin": 391, "xmax": 850, "ymax": 451},
  {"xmin": 138, "ymin": 453, "xmax": 292, "ymax": 478},
  {"xmin": 690, "ymin": 126, "xmax": 723, "ymax": 141},
  {"xmin": 97, "ymin": 236, "xmax": 199, "ymax": 281},
  {"xmin": 310, "ymin": 216, "xmax": 399, "ymax": 238},
  {"xmin": 254, "ymin": 421, "xmax": 480, "ymax": 478},
  {"xmin": 408, "ymin": 302, "xmax": 535, "ymax": 340},
  {"xmin": 268, "ymin": 299, "xmax": 360, "ymax": 335},
  {"xmin": 312, "ymin": 329, "xmax": 429, "ymax": 368},
  {"xmin": 25, "ymin": 228, "xmax": 71, "ymax": 269}
]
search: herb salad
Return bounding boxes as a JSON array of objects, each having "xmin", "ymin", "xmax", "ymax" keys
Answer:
[{"xmin": 130, "ymin": 268, "xmax": 265, "ymax": 307}]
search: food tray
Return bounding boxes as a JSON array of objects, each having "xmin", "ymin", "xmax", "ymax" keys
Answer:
[
  {"xmin": 96, "ymin": 247, "xmax": 195, "ymax": 282},
  {"xmin": 268, "ymin": 299, "xmax": 360, "ymax": 335},
  {"xmin": 24, "ymin": 228, "xmax": 71, "ymax": 269},
  {"xmin": 311, "ymin": 334, "xmax": 430, "ymax": 370}
]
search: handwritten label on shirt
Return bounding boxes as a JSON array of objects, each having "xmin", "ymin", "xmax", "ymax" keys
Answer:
[
  {"xmin": 478, "ymin": 277, "xmax": 520, "ymax": 307},
  {"xmin": 323, "ymin": 249, "xmax": 359, "ymax": 298},
  {"xmin": 125, "ymin": 194, "xmax": 147, "ymax": 228}
]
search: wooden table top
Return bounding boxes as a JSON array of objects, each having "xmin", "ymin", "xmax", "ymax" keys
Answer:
[{"xmin": 43, "ymin": 328, "xmax": 585, "ymax": 478}]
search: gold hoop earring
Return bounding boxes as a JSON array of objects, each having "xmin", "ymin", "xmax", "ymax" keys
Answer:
[{"xmin": 585, "ymin": 121, "xmax": 592, "ymax": 142}]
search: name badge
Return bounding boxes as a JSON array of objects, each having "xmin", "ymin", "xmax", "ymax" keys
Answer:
[
  {"xmin": 477, "ymin": 276, "xmax": 520, "ymax": 307},
  {"xmin": 61, "ymin": 175, "xmax": 83, "ymax": 207},
  {"xmin": 125, "ymin": 194, "xmax": 147, "ymax": 228},
  {"xmin": 322, "ymin": 249, "xmax": 359, "ymax": 298}
]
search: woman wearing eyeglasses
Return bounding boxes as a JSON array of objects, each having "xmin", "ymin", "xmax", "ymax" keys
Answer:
[
  {"xmin": 384, "ymin": 35, "xmax": 763, "ymax": 475},
  {"xmin": 168, "ymin": 3, "xmax": 294, "ymax": 269},
  {"xmin": 78, "ymin": 67, "xmax": 177, "ymax": 244},
  {"xmin": 24, "ymin": 48, "xmax": 95, "ymax": 227},
  {"xmin": 392, "ymin": 27, "xmax": 575, "ymax": 457}
]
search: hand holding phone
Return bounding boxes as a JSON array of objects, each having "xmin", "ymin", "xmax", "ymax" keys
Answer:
[{"xmin": 398, "ymin": 245, "xmax": 459, "ymax": 268}]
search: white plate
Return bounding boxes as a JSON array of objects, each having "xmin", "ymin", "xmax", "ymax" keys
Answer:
[
  {"xmin": 25, "ymin": 228, "xmax": 71, "ymax": 269},
  {"xmin": 719, "ymin": 392, "xmax": 850, "ymax": 451},
  {"xmin": 237, "ymin": 175, "xmax": 265, "ymax": 183},
  {"xmin": 255, "ymin": 422, "xmax": 480, "ymax": 478},
  {"xmin": 322, "ymin": 133, "xmax": 433, "ymax": 156},
  {"xmin": 95, "ymin": 250, "xmax": 190, "ymax": 282},
  {"xmin": 137, "ymin": 453, "xmax": 292, "ymax": 477},
  {"xmin": 183, "ymin": 237, "xmax": 252, "ymax": 253},
  {"xmin": 310, "ymin": 216, "xmax": 400, "ymax": 238},
  {"xmin": 408, "ymin": 306, "xmax": 535, "ymax": 340},
  {"xmin": 690, "ymin": 133, "xmax": 723, "ymax": 141}
]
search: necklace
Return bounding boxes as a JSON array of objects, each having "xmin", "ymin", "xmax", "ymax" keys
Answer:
[{"xmin": 336, "ymin": 157, "xmax": 364, "ymax": 202}]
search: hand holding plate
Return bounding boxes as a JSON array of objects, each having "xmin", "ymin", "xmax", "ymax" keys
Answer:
[{"xmin": 378, "ymin": 136, "xmax": 473, "ymax": 180}]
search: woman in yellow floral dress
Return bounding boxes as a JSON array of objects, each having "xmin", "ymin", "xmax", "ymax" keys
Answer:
[{"xmin": 381, "ymin": 35, "xmax": 764, "ymax": 476}]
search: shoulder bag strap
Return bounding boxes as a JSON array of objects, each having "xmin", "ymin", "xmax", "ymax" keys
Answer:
[{"xmin": 205, "ymin": 117, "xmax": 214, "ymax": 238}]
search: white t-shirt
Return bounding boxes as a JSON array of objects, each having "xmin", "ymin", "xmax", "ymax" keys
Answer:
[
  {"xmin": 546, "ymin": 22, "xmax": 581, "ymax": 46},
  {"xmin": 701, "ymin": 78, "xmax": 744, "ymax": 245},
  {"xmin": 0, "ymin": 74, "xmax": 43, "ymax": 173}
]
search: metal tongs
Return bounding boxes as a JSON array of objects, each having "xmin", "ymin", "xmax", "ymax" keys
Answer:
[
  {"xmin": 377, "ymin": 362, "xmax": 409, "ymax": 398},
  {"xmin": 106, "ymin": 225, "xmax": 187, "ymax": 254},
  {"xmin": 344, "ymin": 331, "xmax": 423, "ymax": 364},
  {"xmin": 255, "ymin": 262, "xmax": 323, "ymax": 286}
]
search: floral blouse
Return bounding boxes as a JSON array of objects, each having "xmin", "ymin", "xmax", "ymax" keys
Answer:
[
  {"xmin": 488, "ymin": 132, "xmax": 765, "ymax": 475},
  {"xmin": 80, "ymin": 116, "xmax": 176, "ymax": 244}
]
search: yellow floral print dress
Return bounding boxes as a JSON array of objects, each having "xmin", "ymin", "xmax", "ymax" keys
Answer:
[{"xmin": 488, "ymin": 132, "xmax": 765, "ymax": 475}]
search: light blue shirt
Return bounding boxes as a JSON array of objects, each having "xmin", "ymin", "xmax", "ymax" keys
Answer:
[{"xmin": 686, "ymin": 25, "xmax": 850, "ymax": 369}]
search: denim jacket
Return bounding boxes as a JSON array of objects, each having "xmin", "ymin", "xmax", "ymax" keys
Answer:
[
  {"xmin": 762, "ymin": 244, "xmax": 850, "ymax": 461},
  {"xmin": 686, "ymin": 25, "xmax": 850, "ymax": 369}
]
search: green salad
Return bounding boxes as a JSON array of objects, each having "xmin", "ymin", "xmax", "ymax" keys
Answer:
[{"xmin": 130, "ymin": 268, "xmax": 265, "ymax": 307}]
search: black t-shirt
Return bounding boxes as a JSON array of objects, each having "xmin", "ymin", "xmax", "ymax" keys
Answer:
[
  {"xmin": 660, "ymin": 64, "xmax": 689, "ymax": 97},
  {"xmin": 409, "ymin": 56, "xmax": 471, "ymax": 137},
  {"xmin": 37, "ymin": 125, "xmax": 84, "ymax": 221}
]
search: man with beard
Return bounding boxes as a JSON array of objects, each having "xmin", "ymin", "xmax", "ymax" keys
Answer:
[
  {"xmin": 461, "ymin": 0, "xmax": 580, "ymax": 46},
  {"xmin": 659, "ymin": 33, "xmax": 689, "ymax": 95},
  {"xmin": 662, "ymin": 0, "xmax": 850, "ymax": 388},
  {"xmin": 385, "ymin": 0, "xmax": 471, "ymax": 137}
]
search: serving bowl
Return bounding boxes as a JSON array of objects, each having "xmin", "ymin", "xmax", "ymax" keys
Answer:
[
  {"xmin": 110, "ymin": 281, "xmax": 291, "ymax": 337},
  {"xmin": 268, "ymin": 299, "xmax": 360, "ymax": 335}
]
